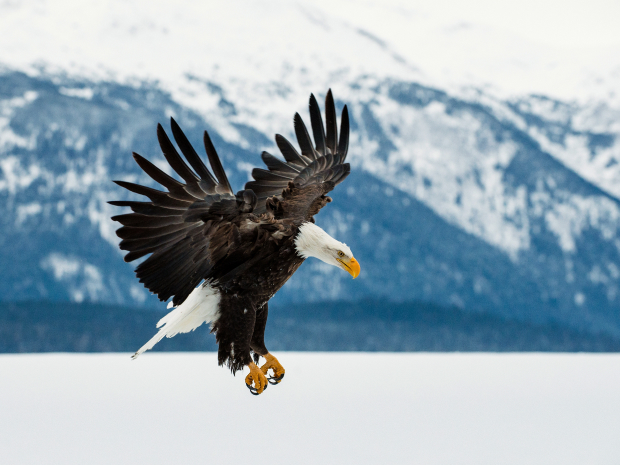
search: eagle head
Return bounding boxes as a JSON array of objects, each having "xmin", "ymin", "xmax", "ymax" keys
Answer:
[{"xmin": 294, "ymin": 222, "xmax": 360, "ymax": 278}]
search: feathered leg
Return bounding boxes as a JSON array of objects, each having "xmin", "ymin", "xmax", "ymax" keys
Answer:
[
  {"xmin": 250, "ymin": 303, "xmax": 285, "ymax": 385},
  {"xmin": 250, "ymin": 303, "xmax": 269, "ymax": 361},
  {"xmin": 212, "ymin": 294, "xmax": 268, "ymax": 394}
]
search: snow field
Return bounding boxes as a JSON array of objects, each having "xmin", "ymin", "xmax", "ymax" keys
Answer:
[{"xmin": 1, "ymin": 353, "xmax": 619, "ymax": 465}]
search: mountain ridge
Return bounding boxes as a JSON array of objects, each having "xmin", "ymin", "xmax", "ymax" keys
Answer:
[
  {"xmin": 3, "ymin": 300, "xmax": 618, "ymax": 353},
  {"xmin": 1, "ymin": 68, "xmax": 619, "ymax": 337}
]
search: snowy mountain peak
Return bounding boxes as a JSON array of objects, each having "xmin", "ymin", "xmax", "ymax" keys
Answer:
[{"xmin": 1, "ymin": 1, "xmax": 620, "ymax": 336}]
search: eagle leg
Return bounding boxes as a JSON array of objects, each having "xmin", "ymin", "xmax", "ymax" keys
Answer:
[
  {"xmin": 260, "ymin": 353, "xmax": 285, "ymax": 385},
  {"xmin": 245, "ymin": 362, "xmax": 268, "ymax": 395}
]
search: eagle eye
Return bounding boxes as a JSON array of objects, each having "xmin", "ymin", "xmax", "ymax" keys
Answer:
[{"xmin": 337, "ymin": 251, "xmax": 345, "ymax": 258}]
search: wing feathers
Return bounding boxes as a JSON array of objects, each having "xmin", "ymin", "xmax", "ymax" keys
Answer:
[
  {"xmin": 275, "ymin": 135, "xmax": 308, "ymax": 167},
  {"xmin": 169, "ymin": 118, "xmax": 217, "ymax": 189},
  {"xmin": 309, "ymin": 94, "xmax": 326, "ymax": 156},
  {"xmin": 111, "ymin": 213, "xmax": 186, "ymax": 228},
  {"xmin": 294, "ymin": 113, "xmax": 318, "ymax": 160},
  {"xmin": 111, "ymin": 120, "xmax": 246, "ymax": 305},
  {"xmin": 261, "ymin": 151, "xmax": 301, "ymax": 174},
  {"xmin": 325, "ymin": 89, "xmax": 338, "ymax": 155},
  {"xmin": 251, "ymin": 168, "xmax": 296, "ymax": 182},
  {"xmin": 131, "ymin": 153, "xmax": 194, "ymax": 200},
  {"xmin": 111, "ymin": 181, "xmax": 192, "ymax": 209},
  {"xmin": 108, "ymin": 201, "xmax": 184, "ymax": 216},
  {"xmin": 244, "ymin": 182, "xmax": 285, "ymax": 195},
  {"xmin": 337, "ymin": 105, "xmax": 350, "ymax": 163},
  {"xmin": 115, "ymin": 222, "xmax": 190, "ymax": 240},
  {"xmin": 246, "ymin": 90, "xmax": 352, "ymax": 219},
  {"xmin": 156, "ymin": 124, "xmax": 201, "ymax": 186},
  {"xmin": 119, "ymin": 230, "xmax": 185, "ymax": 254},
  {"xmin": 203, "ymin": 130, "xmax": 233, "ymax": 194}
]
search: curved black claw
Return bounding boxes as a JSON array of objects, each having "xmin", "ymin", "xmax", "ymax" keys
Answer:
[
  {"xmin": 246, "ymin": 381, "xmax": 267, "ymax": 395},
  {"xmin": 267, "ymin": 373, "xmax": 285, "ymax": 385}
]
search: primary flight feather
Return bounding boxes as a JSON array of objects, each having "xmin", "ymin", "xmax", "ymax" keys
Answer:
[{"xmin": 110, "ymin": 90, "xmax": 360, "ymax": 395}]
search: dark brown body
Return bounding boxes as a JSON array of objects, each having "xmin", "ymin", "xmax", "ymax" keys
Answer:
[{"xmin": 210, "ymin": 232, "xmax": 304, "ymax": 372}]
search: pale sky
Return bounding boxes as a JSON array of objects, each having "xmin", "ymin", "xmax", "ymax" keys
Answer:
[
  {"xmin": 418, "ymin": 0, "xmax": 620, "ymax": 48},
  {"xmin": 0, "ymin": 0, "xmax": 618, "ymax": 102}
]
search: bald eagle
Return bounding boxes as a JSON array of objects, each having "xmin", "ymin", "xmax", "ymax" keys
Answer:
[{"xmin": 110, "ymin": 90, "xmax": 360, "ymax": 395}]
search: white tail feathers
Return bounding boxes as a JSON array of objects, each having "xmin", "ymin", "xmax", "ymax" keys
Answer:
[{"xmin": 131, "ymin": 282, "xmax": 221, "ymax": 359}]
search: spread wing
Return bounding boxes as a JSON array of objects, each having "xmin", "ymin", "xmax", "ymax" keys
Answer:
[
  {"xmin": 110, "ymin": 119, "xmax": 259, "ymax": 306},
  {"xmin": 110, "ymin": 90, "xmax": 350, "ymax": 305},
  {"xmin": 245, "ymin": 89, "xmax": 351, "ymax": 223}
]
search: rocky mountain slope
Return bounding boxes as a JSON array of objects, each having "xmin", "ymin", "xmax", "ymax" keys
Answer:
[
  {"xmin": 1, "ymin": 0, "xmax": 619, "ymax": 337},
  {"xmin": 1, "ymin": 70, "xmax": 619, "ymax": 336}
]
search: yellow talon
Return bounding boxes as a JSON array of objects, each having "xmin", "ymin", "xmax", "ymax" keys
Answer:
[
  {"xmin": 260, "ymin": 353, "xmax": 285, "ymax": 383},
  {"xmin": 245, "ymin": 362, "xmax": 267, "ymax": 395}
]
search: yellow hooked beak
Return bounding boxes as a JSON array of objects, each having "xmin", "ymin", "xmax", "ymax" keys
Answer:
[{"xmin": 338, "ymin": 257, "xmax": 361, "ymax": 279}]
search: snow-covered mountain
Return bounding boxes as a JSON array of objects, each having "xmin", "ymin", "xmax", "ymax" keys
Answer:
[{"xmin": 1, "ymin": 0, "xmax": 619, "ymax": 336}]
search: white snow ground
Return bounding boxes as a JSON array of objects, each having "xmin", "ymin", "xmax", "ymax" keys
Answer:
[{"xmin": 1, "ymin": 353, "xmax": 619, "ymax": 465}]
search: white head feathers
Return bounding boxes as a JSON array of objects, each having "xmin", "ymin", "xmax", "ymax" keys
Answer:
[{"xmin": 294, "ymin": 222, "xmax": 353, "ymax": 265}]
